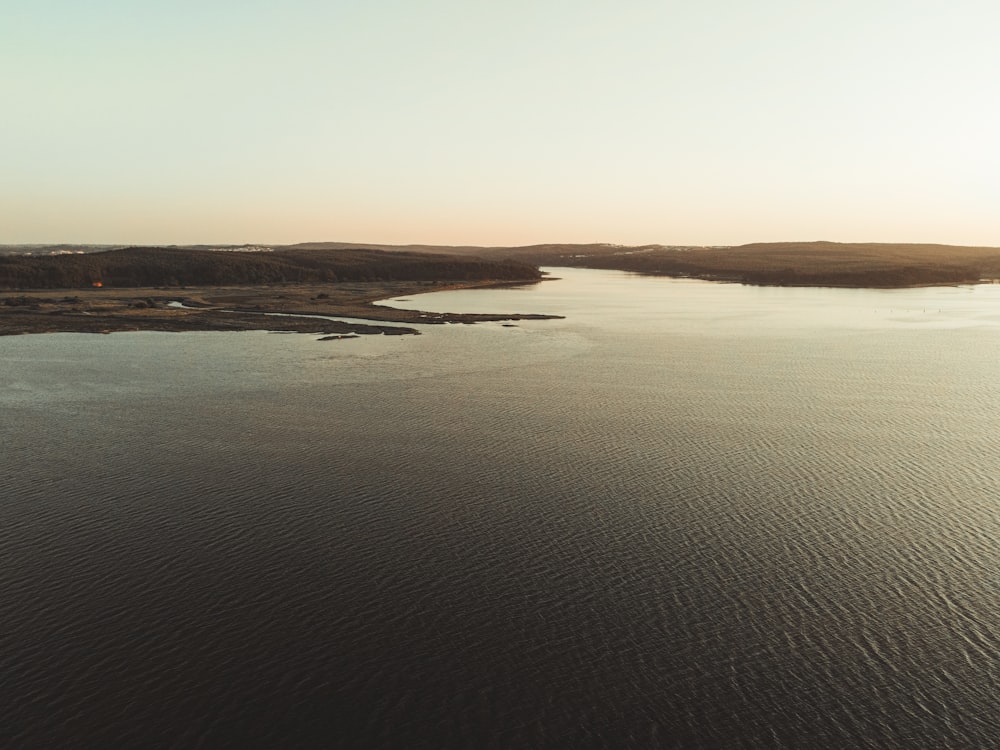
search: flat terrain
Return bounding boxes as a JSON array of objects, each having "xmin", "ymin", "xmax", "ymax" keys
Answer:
[
  {"xmin": 0, "ymin": 247, "xmax": 557, "ymax": 336},
  {"xmin": 0, "ymin": 280, "xmax": 559, "ymax": 337}
]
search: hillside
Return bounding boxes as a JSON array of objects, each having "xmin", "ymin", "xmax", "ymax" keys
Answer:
[
  {"xmin": 281, "ymin": 240, "xmax": 1000, "ymax": 287},
  {"xmin": 5, "ymin": 241, "xmax": 1000, "ymax": 289},
  {"xmin": 0, "ymin": 246, "xmax": 543, "ymax": 290},
  {"xmin": 374, "ymin": 241, "xmax": 1000, "ymax": 288}
]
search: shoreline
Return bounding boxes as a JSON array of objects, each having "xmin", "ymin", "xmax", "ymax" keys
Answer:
[
  {"xmin": 9, "ymin": 264, "xmax": 993, "ymax": 337},
  {"xmin": 613, "ymin": 269, "xmax": 996, "ymax": 290},
  {"xmin": 0, "ymin": 279, "xmax": 562, "ymax": 337}
]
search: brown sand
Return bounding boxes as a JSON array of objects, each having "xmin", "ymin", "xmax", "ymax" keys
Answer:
[{"xmin": 0, "ymin": 280, "xmax": 560, "ymax": 337}]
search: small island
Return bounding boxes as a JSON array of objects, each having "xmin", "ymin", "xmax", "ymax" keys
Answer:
[{"xmin": 0, "ymin": 246, "xmax": 560, "ymax": 337}]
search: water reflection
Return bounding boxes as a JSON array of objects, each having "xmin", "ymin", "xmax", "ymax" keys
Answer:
[{"xmin": 378, "ymin": 267, "xmax": 1000, "ymax": 332}]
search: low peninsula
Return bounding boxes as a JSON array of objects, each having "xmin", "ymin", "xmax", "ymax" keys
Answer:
[
  {"xmin": 0, "ymin": 246, "xmax": 559, "ymax": 337},
  {"xmin": 6, "ymin": 240, "xmax": 1000, "ymax": 336}
]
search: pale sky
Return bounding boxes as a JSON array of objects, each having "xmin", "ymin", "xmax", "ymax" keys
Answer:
[{"xmin": 3, "ymin": 0, "xmax": 999, "ymax": 246}]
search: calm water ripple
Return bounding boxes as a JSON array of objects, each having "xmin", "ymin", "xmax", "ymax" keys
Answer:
[{"xmin": 2, "ymin": 269, "xmax": 998, "ymax": 748}]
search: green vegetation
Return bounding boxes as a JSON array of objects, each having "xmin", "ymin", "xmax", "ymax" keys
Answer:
[{"xmin": 0, "ymin": 246, "xmax": 543, "ymax": 290}]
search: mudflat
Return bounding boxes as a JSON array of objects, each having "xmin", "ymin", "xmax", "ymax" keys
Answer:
[{"xmin": 0, "ymin": 280, "xmax": 560, "ymax": 337}]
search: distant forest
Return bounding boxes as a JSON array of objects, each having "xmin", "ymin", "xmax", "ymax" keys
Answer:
[
  {"xmin": 458, "ymin": 241, "xmax": 1000, "ymax": 288},
  {"xmin": 0, "ymin": 247, "xmax": 543, "ymax": 289},
  {"xmin": 5, "ymin": 241, "xmax": 1000, "ymax": 290},
  {"xmin": 278, "ymin": 241, "xmax": 1000, "ymax": 287}
]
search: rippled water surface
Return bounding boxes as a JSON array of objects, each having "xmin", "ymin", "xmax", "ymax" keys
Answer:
[{"xmin": 3, "ymin": 269, "xmax": 998, "ymax": 748}]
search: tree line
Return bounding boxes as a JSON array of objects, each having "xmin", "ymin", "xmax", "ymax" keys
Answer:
[{"xmin": 0, "ymin": 247, "xmax": 544, "ymax": 289}]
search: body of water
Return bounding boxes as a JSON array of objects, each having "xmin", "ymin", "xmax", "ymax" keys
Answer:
[{"xmin": 2, "ymin": 269, "xmax": 998, "ymax": 748}]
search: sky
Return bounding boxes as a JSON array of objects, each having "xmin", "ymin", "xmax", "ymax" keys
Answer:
[{"xmin": 3, "ymin": 0, "xmax": 1000, "ymax": 247}]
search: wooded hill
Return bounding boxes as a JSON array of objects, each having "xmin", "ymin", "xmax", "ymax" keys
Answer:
[
  {"xmin": 5, "ymin": 241, "xmax": 999, "ymax": 289},
  {"xmin": 279, "ymin": 240, "xmax": 1000, "ymax": 287},
  {"xmin": 454, "ymin": 241, "xmax": 1000, "ymax": 287},
  {"xmin": 0, "ymin": 246, "xmax": 543, "ymax": 290}
]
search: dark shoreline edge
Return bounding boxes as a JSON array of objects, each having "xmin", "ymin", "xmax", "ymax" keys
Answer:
[
  {"xmin": 0, "ymin": 278, "xmax": 563, "ymax": 338},
  {"xmin": 489, "ymin": 242, "xmax": 1000, "ymax": 289},
  {"xmin": 605, "ymin": 269, "xmax": 995, "ymax": 290}
]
